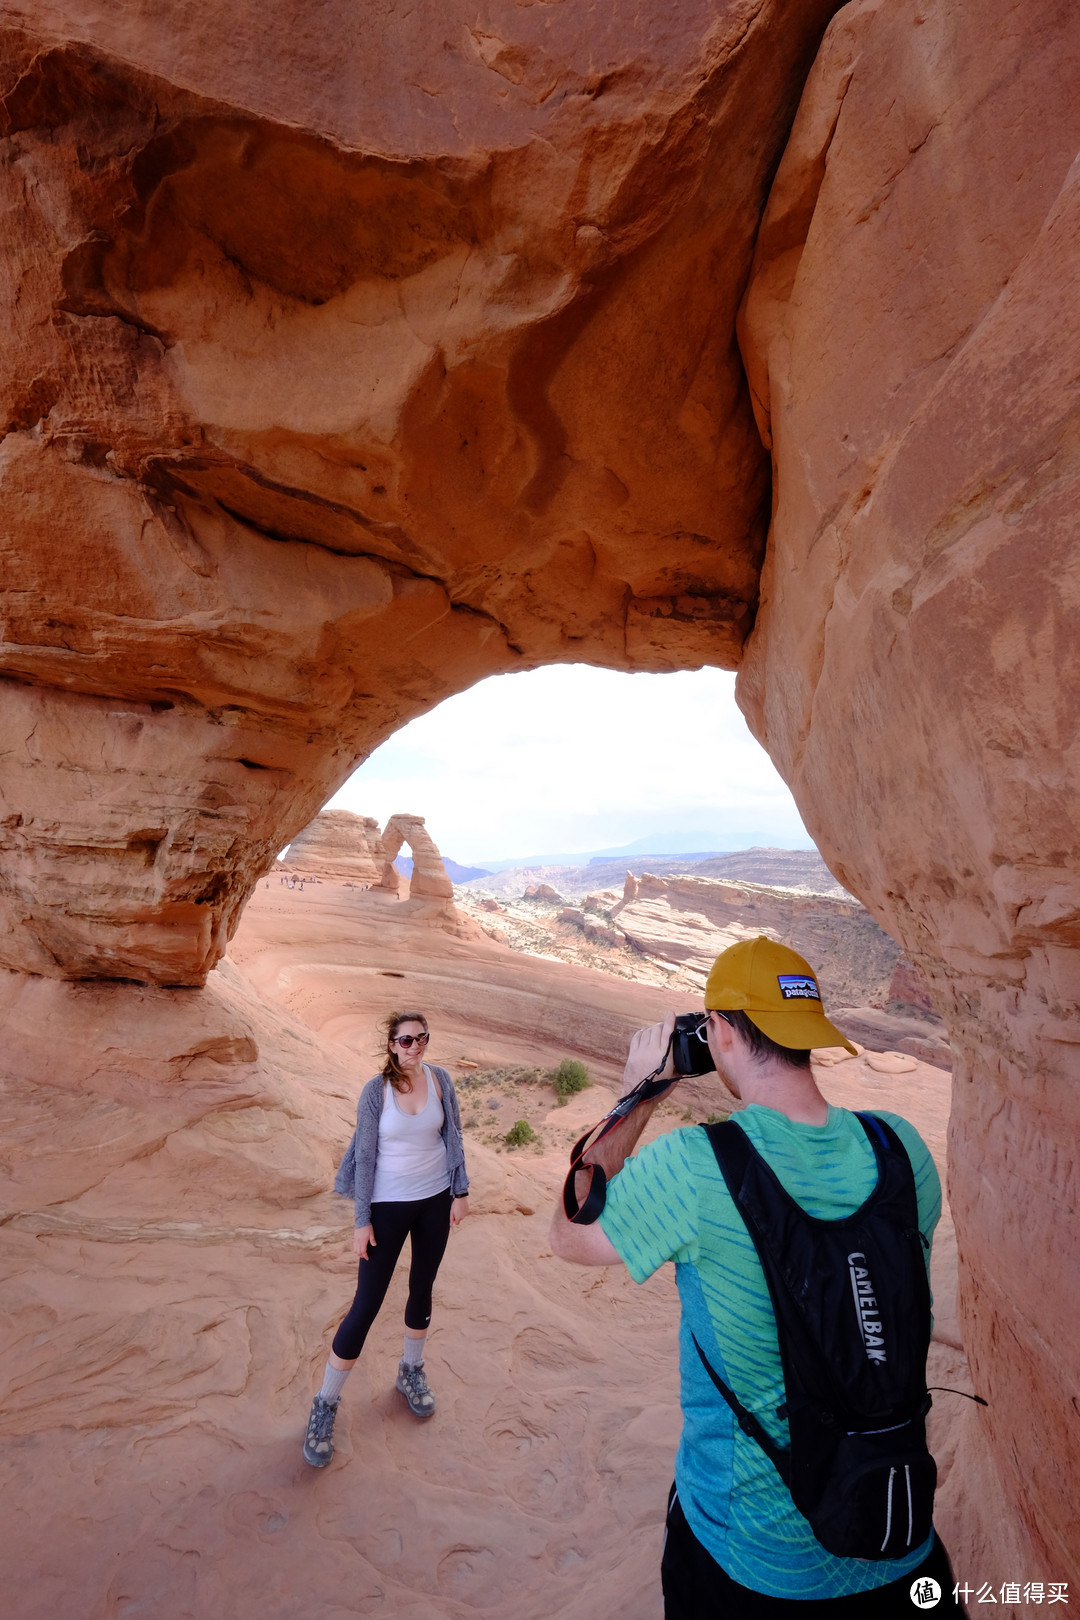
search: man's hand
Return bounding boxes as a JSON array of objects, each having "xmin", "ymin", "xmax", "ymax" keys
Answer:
[
  {"xmin": 353, "ymin": 1224, "xmax": 375, "ymax": 1259},
  {"xmin": 621, "ymin": 1013, "xmax": 679, "ymax": 1097},
  {"xmin": 551, "ymin": 1012, "xmax": 684, "ymax": 1268},
  {"xmin": 581, "ymin": 1012, "xmax": 680, "ymax": 1179}
]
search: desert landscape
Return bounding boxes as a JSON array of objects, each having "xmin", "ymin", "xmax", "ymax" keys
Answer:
[
  {"xmin": 1, "ymin": 0, "xmax": 1079, "ymax": 1612},
  {"xmin": 2, "ymin": 819, "xmax": 968, "ymax": 1617}
]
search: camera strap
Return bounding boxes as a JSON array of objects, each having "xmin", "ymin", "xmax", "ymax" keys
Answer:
[{"xmin": 561, "ymin": 1056, "xmax": 674, "ymax": 1225}]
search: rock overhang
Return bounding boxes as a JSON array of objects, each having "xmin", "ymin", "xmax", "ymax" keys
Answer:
[{"xmin": 0, "ymin": 0, "xmax": 845, "ymax": 984}]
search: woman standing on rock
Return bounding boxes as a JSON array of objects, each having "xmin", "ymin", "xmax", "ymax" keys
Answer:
[{"xmin": 303, "ymin": 1010, "xmax": 470, "ymax": 1466}]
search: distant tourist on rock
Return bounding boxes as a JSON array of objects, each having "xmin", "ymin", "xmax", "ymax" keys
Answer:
[
  {"xmin": 550, "ymin": 937, "xmax": 962, "ymax": 1617},
  {"xmin": 303, "ymin": 1011, "xmax": 471, "ymax": 1467}
]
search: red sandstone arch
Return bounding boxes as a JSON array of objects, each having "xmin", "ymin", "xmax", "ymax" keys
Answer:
[
  {"xmin": 0, "ymin": 0, "xmax": 1077, "ymax": 1586},
  {"xmin": 374, "ymin": 814, "xmax": 454, "ymax": 902}
]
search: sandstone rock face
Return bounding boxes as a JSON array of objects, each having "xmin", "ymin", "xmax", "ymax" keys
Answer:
[
  {"xmin": 0, "ymin": 0, "xmax": 842, "ymax": 984},
  {"xmin": 375, "ymin": 813, "xmax": 455, "ymax": 902},
  {"xmin": 611, "ymin": 870, "xmax": 900, "ymax": 1005},
  {"xmin": 888, "ymin": 955, "xmax": 935, "ymax": 1017},
  {"xmin": 284, "ymin": 809, "xmax": 381, "ymax": 884},
  {"xmin": 737, "ymin": 0, "xmax": 1080, "ymax": 1578},
  {"xmin": 523, "ymin": 882, "xmax": 567, "ymax": 905}
]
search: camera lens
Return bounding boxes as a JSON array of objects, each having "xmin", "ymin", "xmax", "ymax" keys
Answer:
[{"xmin": 671, "ymin": 1013, "xmax": 716, "ymax": 1076}]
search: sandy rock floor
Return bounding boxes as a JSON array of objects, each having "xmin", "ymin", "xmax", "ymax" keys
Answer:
[{"xmin": 0, "ymin": 883, "xmax": 967, "ymax": 1618}]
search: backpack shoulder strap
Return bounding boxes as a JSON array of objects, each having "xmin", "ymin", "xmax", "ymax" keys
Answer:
[
  {"xmin": 694, "ymin": 1120, "xmax": 793, "ymax": 1481},
  {"xmin": 690, "ymin": 1332, "xmax": 792, "ymax": 1482},
  {"xmin": 855, "ymin": 1110, "xmax": 904, "ymax": 1161},
  {"xmin": 702, "ymin": 1116, "xmax": 754, "ymax": 1194}
]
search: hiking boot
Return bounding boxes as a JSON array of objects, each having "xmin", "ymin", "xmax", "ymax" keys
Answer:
[
  {"xmin": 396, "ymin": 1359, "xmax": 436, "ymax": 1418},
  {"xmin": 303, "ymin": 1394, "xmax": 339, "ymax": 1466}
]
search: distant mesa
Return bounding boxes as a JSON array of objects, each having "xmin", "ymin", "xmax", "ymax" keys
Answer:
[
  {"xmin": 394, "ymin": 855, "xmax": 493, "ymax": 884},
  {"xmin": 461, "ymin": 847, "xmax": 851, "ymax": 901},
  {"xmin": 460, "ymin": 863, "xmax": 947, "ymax": 1063}
]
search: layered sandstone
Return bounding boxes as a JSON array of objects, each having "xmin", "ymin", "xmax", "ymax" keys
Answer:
[
  {"xmin": 737, "ymin": 0, "xmax": 1080, "ymax": 1580},
  {"xmin": 0, "ymin": 0, "xmax": 842, "ymax": 984},
  {"xmin": 611, "ymin": 870, "xmax": 901, "ymax": 1006},
  {"xmin": 284, "ymin": 809, "xmax": 381, "ymax": 884}
]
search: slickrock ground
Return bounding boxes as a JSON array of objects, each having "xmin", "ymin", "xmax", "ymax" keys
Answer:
[
  {"xmin": 1, "ymin": 882, "xmax": 964, "ymax": 1619},
  {"xmin": 229, "ymin": 881, "xmax": 702, "ymax": 1085}
]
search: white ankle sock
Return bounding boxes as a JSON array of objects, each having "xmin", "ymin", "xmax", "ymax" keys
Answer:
[
  {"xmin": 402, "ymin": 1335, "xmax": 425, "ymax": 1367},
  {"xmin": 318, "ymin": 1362, "xmax": 351, "ymax": 1402}
]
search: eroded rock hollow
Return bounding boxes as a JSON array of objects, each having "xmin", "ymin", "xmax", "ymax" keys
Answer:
[
  {"xmin": 1, "ymin": 0, "xmax": 1078, "ymax": 1591},
  {"xmin": 0, "ymin": 0, "xmax": 841, "ymax": 983}
]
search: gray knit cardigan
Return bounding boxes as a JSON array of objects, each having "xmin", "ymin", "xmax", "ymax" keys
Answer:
[{"xmin": 333, "ymin": 1065, "xmax": 470, "ymax": 1228}]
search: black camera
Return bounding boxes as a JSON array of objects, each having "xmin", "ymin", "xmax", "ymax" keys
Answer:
[{"xmin": 670, "ymin": 1012, "xmax": 716, "ymax": 1076}]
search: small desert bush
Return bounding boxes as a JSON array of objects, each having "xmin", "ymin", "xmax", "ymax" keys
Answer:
[
  {"xmin": 548, "ymin": 1058, "xmax": 590, "ymax": 1104},
  {"xmin": 463, "ymin": 1065, "xmax": 544, "ymax": 1089},
  {"xmin": 505, "ymin": 1118, "xmax": 538, "ymax": 1147}
]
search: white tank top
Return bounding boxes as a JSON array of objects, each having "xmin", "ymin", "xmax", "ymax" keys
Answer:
[{"xmin": 370, "ymin": 1066, "xmax": 450, "ymax": 1203}]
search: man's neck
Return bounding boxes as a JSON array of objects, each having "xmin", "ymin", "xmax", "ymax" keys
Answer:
[{"xmin": 726, "ymin": 1061, "xmax": 830, "ymax": 1126}]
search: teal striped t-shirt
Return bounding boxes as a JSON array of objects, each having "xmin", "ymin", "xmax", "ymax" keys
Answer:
[{"xmin": 598, "ymin": 1103, "xmax": 941, "ymax": 1600}]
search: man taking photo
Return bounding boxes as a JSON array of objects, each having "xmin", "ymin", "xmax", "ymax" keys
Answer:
[{"xmin": 550, "ymin": 936, "xmax": 962, "ymax": 1617}]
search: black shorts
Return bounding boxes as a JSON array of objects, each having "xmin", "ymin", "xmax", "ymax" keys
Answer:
[{"xmin": 661, "ymin": 1485, "xmax": 967, "ymax": 1618}]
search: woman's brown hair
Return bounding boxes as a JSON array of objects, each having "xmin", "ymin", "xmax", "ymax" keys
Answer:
[{"xmin": 379, "ymin": 1010, "xmax": 430, "ymax": 1093}]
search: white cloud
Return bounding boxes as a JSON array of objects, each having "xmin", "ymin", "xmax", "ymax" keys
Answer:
[{"xmin": 326, "ymin": 665, "xmax": 810, "ymax": 864}]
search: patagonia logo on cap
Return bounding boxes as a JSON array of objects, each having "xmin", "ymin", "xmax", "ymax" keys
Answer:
[{"xmin": 777, "ymin": 974, "xmax": 821, "ymax": 1001}]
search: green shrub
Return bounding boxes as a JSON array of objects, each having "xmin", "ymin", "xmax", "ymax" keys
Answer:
[
  {"xmin": 505, "ymin": 1118, "xmax": 538, "ymax": 1147},
  {"xmin": 548, "ymin": 1058, "xmax": 590, "ymax": 1104},
  {"xmin": 705, "ymin": 1112, "xmax": 725, "ymax": 1125},
  {"xmin": 467, "ymin": 1065, "xmax": 544, "ymax": 1087}
]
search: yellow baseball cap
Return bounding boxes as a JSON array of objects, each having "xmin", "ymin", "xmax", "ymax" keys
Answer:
[{"xmin": 704, "ymin": 936, "xmax": 858, "ymax": 1054}]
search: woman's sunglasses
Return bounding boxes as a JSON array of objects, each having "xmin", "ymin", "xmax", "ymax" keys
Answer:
[{"xmin": 393, "ymin": 1033, "xmax": 429, "ymax": 1048}]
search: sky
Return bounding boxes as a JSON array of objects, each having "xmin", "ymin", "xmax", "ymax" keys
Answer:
[{"xmin": 326, "ymin": 665, "xmax": 812, "ymax": 866}]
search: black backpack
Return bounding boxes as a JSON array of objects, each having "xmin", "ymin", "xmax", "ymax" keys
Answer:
[{"xmin": 694, "ymin": 1113, "xmax": 936, "ymax": 1561}]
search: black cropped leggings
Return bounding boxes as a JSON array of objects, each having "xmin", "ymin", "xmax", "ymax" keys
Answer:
[{"xmin": 331, "ymin": 1188, "xmax": 452, "ymax": 1360}]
